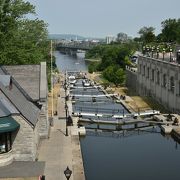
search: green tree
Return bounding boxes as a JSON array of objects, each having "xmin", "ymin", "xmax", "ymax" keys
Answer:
[
  {"xmin": 0, "ymin": 0, "xmax": 48, "ymax": 65},
  {"xmin": 138, "ymin": 26, "xmax": 155, "ymax": 43},
  {"xmin": 161, "ymin": 18, "xmax": 180, "ymax": 43},
  {"xmin": 117, "ymin": 32, "xmax": 128, "ymax": 43},
  {"xmin": 114, "ymin": 68, "xmax": 125, "ymax": 85},
  {"xmin": 103, "ymin": 65, "xmax": 125, "ymax": 86}
]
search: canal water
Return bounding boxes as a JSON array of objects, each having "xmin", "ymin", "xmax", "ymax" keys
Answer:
[
  {"xmin": 55, "ymin": 51, "xmax": 88, "ymax": 72},
  {"xmin": 55, "ymin": 51, "xmax": 180, "ymax": 180}
]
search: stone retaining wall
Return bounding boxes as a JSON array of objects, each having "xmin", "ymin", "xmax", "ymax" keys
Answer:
[{"xmin": 138, "ymin": 56, "xmax": 180, "ymax": 113}]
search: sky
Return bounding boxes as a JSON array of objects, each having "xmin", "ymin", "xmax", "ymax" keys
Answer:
[{"xmin": 27, "ymin": 0, "xmax": 180, "ymax": 38}]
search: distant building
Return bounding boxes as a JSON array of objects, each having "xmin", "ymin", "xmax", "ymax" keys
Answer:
[
  {"xmin": 106, "ymin": 35, "xmax": 116, "ymax": 44},
  {"xmin": 0, "ymin": 62, "xmax": 49, "ymax": 166}
]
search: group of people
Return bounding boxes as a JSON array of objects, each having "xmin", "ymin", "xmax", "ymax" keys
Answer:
[{"xmin": 167, "ymin": 114, "xmax": 179, "ymax": 126}]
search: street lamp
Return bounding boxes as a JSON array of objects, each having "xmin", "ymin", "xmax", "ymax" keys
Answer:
[
  {"xmin": 65, "ymin": 103, "xmax": 68, "ymax": 136},
  {"xmin": 177, "ymin": 49, "xmax": 180, "ymax": 64},
  {"xmin": 156, "ymin": 47, "xmax": 159, "ymax": 59},
  {"xmin": 64, "ymin": 71, "xmax": 68, "ymax": 136},
  {"xmin": 143, "ymin": 46, "xmax": 146, "ymax": 55},
  {"xmin": 162, "ymin": 48, "xmax": 165, "ymax": 60},
  {"xmin": 146, "ymin": 46, "xmax": 149, "ymax": 57},
  {"xmin": 50, "ymin": 40, "xmax": 54, "ymax": 118},
  {"xmin": 64, "ymin": 166, "xmax": 72, "ymax": 180},
  {"xmin": 169, "ymin": 48, "xmax": 172, "ymax": 62},
  {"xmin": 151, "ymin": 46, "xmax": 155, "ymax": 58}
]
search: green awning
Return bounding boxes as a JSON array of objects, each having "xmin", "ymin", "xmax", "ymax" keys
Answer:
[{"xmin": 0, "ymin": 116, "xmax": 20, "ymax": 133}]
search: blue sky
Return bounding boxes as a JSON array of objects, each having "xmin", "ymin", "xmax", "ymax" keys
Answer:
[{"xmin": 27, "ymin": 0, "xmax": 180, "ymax": 38}]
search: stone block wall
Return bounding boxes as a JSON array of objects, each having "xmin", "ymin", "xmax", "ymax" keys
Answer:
[
  {"xmin": 38, "ymin": 102, "xmax": 50, "ymax": 138},
  {"xmin": 0, "ymin": 150, "xmax": 13, "ymax": 167},
  {"xmin": 12, "ymin": 115, "xmax": 40, "ymax": 161},
  {"xmin": 137, "ymin": 56, "xmax": 180, "ymax": 113},
  {"xmin": 125, "ymin": 67, "xmax": 138, "ymax": 94}
]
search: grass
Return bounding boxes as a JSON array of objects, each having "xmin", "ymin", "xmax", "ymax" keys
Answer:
[{"xmin": 141, "ymin": 96, "xmax": 170, "ymax": 113}]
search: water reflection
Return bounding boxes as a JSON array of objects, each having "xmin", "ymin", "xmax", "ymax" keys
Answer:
[
  {"xmin": 81, "ymin": 127, "xmax": 180, "ymax": 180},
  {"xmin": 55, "ymin": 51, "xmax": 88, "ymax": 72}
]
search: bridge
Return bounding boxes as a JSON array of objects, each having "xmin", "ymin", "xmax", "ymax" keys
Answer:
[
  {"xmin": 56, "ymin": 42, "xmax": 96, "ymax": 56},
  {"xmin": 56, "ymin": 43, "xmax": 93, "ymax": 51}
]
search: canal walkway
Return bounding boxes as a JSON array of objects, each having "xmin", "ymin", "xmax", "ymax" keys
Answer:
[{"xmin": 38, "ymin": 85, "xmax": 85, "ymax": 180}]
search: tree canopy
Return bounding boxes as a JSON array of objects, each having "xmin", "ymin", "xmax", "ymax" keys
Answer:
[
  {"xmin": 161, "ymin": 18, "xmax": 180, "ymax": 43},
  {"xmin": 138, "ymin": 26, "xmax": 156, "ymax": 43},
  {"xmin": 0, "ymin": 0, "xmax": 49, "ymax": 65},
  {"xmin": 135, "ymin": 18, "xmax": 180, "ymax": 45},
  {"xmin": 86, "ymin": 43, "xmax": 134, "ymax": 85}
]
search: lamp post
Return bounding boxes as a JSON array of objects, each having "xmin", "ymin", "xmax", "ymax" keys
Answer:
[
  {"xmin": 162, "ymin": 48, "xmax": 165, "ymax": 60},
  {"xmin": 143, "ymin": 46, "xmax": 146, "ymax": 55},
  {"xmin": 177, "ymin": 49, "xmax": 180, "ymax": 64},
  {"xmin": 169, "ymin": 48, "xmax": 172, "ymax": 62},
  {"xmin": 64, "ymin": 166, "xmax": 72, "ymax": 180},
  {"xmin": 65, "ymin": 103, "xmax": 68, "ymax": 136},
  {"xmin": 156, "ymin": 47, "xmax": 159, "ymax": 59},
  {"xmin": 151, "ymin": 46, "xmax": 155, "ymax": 58},
  {"xmin": 50, "ymin": 40, "xmax": 53, "ymax": 118},
  {"xmin": 146, "ymin": 46, "xmax": 149, "ymax": 57},
  {"xmin": 64, "ymin": 71, "xmax": 68, "ymax": 136}
]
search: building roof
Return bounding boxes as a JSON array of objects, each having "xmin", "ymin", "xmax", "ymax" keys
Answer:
[
  {"xmin": 0, "ymin": 63, "xmax": 48, "ymax": 126},
  {"xmin": 0, "ymin": 100, "xmax": 11, "ymax": 117},
  {"xmin": 3, "ymin": 65, "xmax": 41, "ymax": 101},
  {"xmin": 0, "ymin": 96, "xmax": 20, "ymax": 117},
  {"xmin": 0, "ymin": 75, "xmax": 11, "ymax": 87},
  {"xmin": 0, "ymin": 82, "xmax": 39, "ymax": 127}
]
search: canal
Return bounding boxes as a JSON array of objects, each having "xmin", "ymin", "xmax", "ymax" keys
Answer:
[
  {"xmin": 55, "ymin": 51, "xmax": 180, "ymax": 180},
  {"xmin": 55, "ymin": 51, "xmax": 88, "ymax": 72}
]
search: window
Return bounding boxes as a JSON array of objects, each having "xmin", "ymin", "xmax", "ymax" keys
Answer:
[
  {"xmin": 0, "ymin": 133, "xmax": 12, "ymax": 154},
  {"xmin": 147, "ymin": 67, "xmax": 150, "ymax": 78},
  {"xmin": 143, "ymin": 66, "xmax": 145, "ymax": 76},
  {"xmin": 152, "ymin": 69, "xmax": 154, "ymax": 82},
  {"xmin": 163, "ymin": 74, "xmax": 167, "ymax": 88},
  {"xmin": 139, "ymin": 64, "xmax": 142, "ymax": 74},
  {"xmin": 157, "ymin": 71, "xmax": 160, "ymax": 85},
  {"xmin": 170, "ymin": 76, "xmax": 175, "ymax": 93}
]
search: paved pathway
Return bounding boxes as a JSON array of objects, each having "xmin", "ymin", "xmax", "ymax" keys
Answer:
[{"xmin": 38, "ymin": 87, "xmax": 74, "ymax": 180}]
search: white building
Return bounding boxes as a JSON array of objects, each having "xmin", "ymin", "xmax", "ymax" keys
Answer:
[{"xmin": 106, "ymin": 35, "xmax": 116, "ymax": 44}]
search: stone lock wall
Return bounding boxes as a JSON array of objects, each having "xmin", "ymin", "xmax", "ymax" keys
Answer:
[
  {"xmin": 125, "ymin": 66, "xmax": 138, "ymax": 94},
  {"xmin": 137, "ymin": 56, "xmax": 180, "ymax": 113}
]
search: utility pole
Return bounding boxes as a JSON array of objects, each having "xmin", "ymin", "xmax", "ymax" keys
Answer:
[{"xmin": 51, "ymin": 40, "xmax": 53, "ymax": 117}]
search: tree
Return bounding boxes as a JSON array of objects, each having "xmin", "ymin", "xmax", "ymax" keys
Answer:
[
  {"xmin": 160, "ymin": 18, "xmax": 180, "ymax": 43},
  {"xmin": 0, "ymin": 0, "xmax": 48, "ymax": 65},
  {"xmin": 138, "ymin": 26, "xmax": 155, "ymax": 43},
  {"xmin": 103, "ymin": 65, "xmax": 125, "ymax": 86},
  {"xmin": 114, "ymin": 68, "xmax": 125, "ymax": 85},
  {"xmin": 117, "ymin": 32, "xmax": 128, "ymax": 43}
]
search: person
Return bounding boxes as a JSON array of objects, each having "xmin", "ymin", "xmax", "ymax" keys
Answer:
[
  {"xmin": 167, "ymin": 114, "xmax": 172, "ymax": 121},
  {"xmin": 173, "ymin": 117, "xmax": 179, "ymax": 126}
]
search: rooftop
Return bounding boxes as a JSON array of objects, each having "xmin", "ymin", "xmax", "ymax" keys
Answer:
[{"xmin": 3, "ymin": 65, "xmax": 41, "ymax": 101}]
